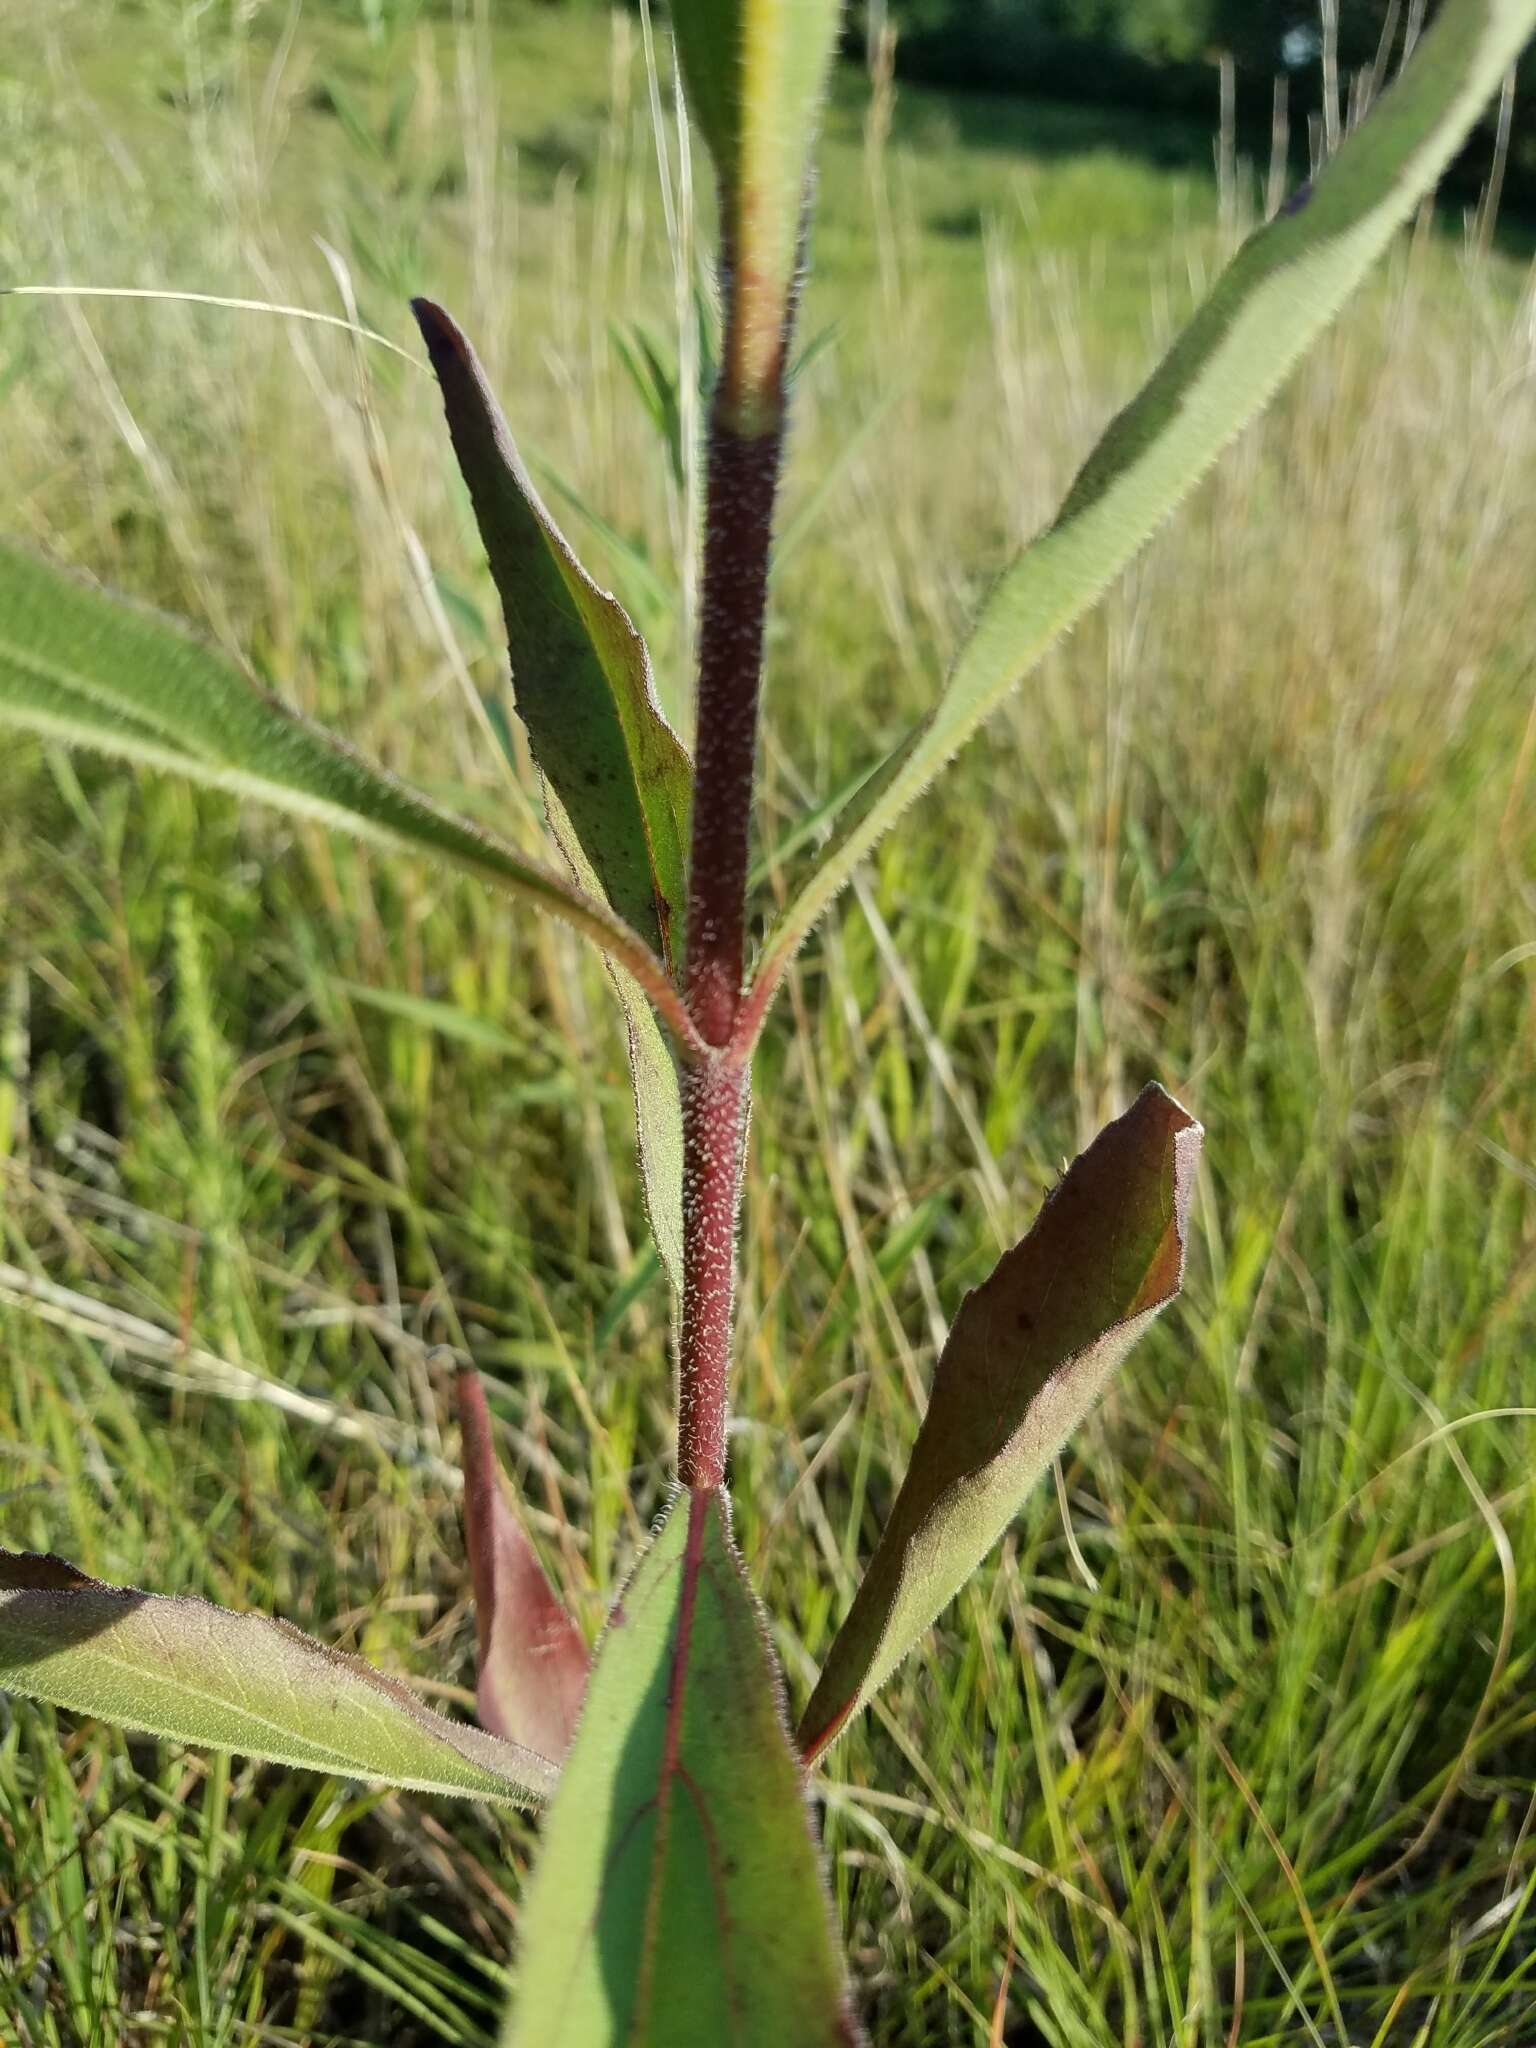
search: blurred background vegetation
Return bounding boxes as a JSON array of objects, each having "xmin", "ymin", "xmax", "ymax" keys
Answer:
[
  {"xmin": 873, "ymin": 0, "xmax": 1536, "ymax": 206},
  {"xmin": 504, "ymin": 0, "xmax": 1536, "ymax": 206},
  {"xmin": 1, "ymin": 2, "xmax": 1534, "ymax": 2044}
]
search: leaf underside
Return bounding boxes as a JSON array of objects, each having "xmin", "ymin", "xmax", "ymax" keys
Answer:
[
  {"xmin": 799, "ymin": 1084, "xmax": 1203, "ymax": 1762},
  {"xmin": 754, "ymin": 0, "xmax": 1536, "ymax": 999},
  {"xmin": 508, "ymin": 1490, "xmax": 861, "ymax": 2047},
  {"xmin": 0, "ymin": 541, "xmax": 660, "ymax": 983},
  {"xmin": 0, "ymin": 1550, "xmax": 557, "ymax": 1806},
  {"xmin": 458, "ymin": 1368, "xmax": 590, "ymax": 1762}
]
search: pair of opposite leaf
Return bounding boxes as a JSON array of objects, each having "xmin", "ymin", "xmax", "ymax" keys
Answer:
[
  {"xmin": 0, "ymin": 1085, "xmax": 1198, "ymax": 2044},
  {"xmin": 15, "ymin": 1084, "xmax": 1188, "ymax": 1811},
  {"xmin": 1, "ymin": 0, "xmax": 1526, "ymax": 1258},
  {"xmin": 4, "ymin": 1085, "xmax": 1204, "ymax": 1789}
]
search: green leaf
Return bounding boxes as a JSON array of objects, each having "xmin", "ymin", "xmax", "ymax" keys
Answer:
[
  {"xmin": 414, "ymin": 298, "xmax": 693, "ymax": 975},
  {"xmin": 748, "ymin": 0, "xmax": 1536, "ymax": 1017},
  {"xmin": 0, "ymin": 1550, "xmax": 557, "ymax": 1806},
  {"xmin": 412, "ymin": 301, "xmax": 694, "ymax": 1291},
  {"xmin": 0, "ymin": 540, "xmax": 696, "ymax": 1043},
  {"xmin": 458, "ymin": 1369, "xmax": 589, "ymax": 1762},
  {"xmin": 533, "ymin": 465, "xmax": 678, "ymax": 652},
  {"xmin": 798, "ymin": 1085, "xmax": 1202, "ymax": 1763},
  {"xmin": 507, "ymin": 1489, "xmax": 861, "ymax": 2047},
  {"xmin": 670, "ymin": 0, "xmax": 842, "ymax": 430}
]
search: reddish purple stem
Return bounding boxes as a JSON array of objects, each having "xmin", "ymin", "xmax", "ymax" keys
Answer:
[
  {"xmin": 676, "ymin": 1056, "xmax": 749, "ymax": 1491},
  {"xmin": 684, "ymin": 418, "xmax": 784, "ymax": 1050},
  {"xmin": 674, "ymin": 241, "xmax": 796, "ymax": 1489}
]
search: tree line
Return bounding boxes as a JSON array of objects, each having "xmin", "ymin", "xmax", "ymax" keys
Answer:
[{"xmin": 865, "ymin": 3, "xmax": 1531, "ymax": 211}]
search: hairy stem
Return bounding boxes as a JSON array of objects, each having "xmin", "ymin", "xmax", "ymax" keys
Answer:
[
  {"xmin": 676, "ymin": 1054, "xmax": 750, "ymax": 1490},
  {"xmin": 684, "ymin": 411, "xmax": 784, "ymax": 1047},
  {"xmin": 674, "ymin": 242, "xmax": 794, "ymax": 1488}
]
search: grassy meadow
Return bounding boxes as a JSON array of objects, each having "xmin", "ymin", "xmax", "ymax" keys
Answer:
[{"xmin": 3, "ymin": 2, "xmax": 1536, "ymax": 2042}]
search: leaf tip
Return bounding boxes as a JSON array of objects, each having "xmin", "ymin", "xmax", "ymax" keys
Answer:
[
  {"xmin": 799, "ymin": 1696, "xmax": 853, "ymax": 1770},
  {"xmin": 1120, "ymin": 1081, "xmax": 1203, "ymax": 1316},
  {"xmin": 409, "ymin": 294, "xmax": 458, "ymax": 358}
]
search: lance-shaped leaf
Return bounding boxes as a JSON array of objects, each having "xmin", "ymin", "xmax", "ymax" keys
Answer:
[
  {"xmin": 413, "ymin": 298, "xmax": 692, "ymax": 973},
  {"xmin": 507, "ymin": 1489, "xmax": 862, "ymax": 2047},
  {"xmin": 671, "ymin": 0, "xmax": 842, "ymax": 430},
  {"xmin": 798, "ymin": 1085, "xmax": 1202, "ymax": 1763},
  {"xmin": 414, "ymin": 301, "xmax": 692, "ymax": 1289},
  {"xmin": 458, "ymin": 1368, "xmax": 589, "ymax": 1762},
  {"xmin": 746, "ymin": 0, "xmax": 1536, "ymax": 1023},
  {"xmin": 0, "ymin": 1550, "xmax": 557, "ymax": 1806},
  {"xmin": 0, "ymin": 540, "xmax": 694, "ymax": 1044}
]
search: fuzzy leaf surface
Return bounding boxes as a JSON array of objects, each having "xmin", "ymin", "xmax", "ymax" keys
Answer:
[
  {"xmin": 507, "ymin": 1489, "xmax": 860, "ymax": 2047},
  {"xmin": 458, "ymin": 1369, "xmax": 589, "ymax": 1762},
  {"xmin": 799, "ymin": 1085, "xmax": 1202, "ymax": 1762},
  {"xmin": 0, "ymin": 541, "xmax": 685, "ymax": 1024},
  {"xmin": 414, "ymin": 298, "xmax": 692, "ymax": 972},
  {"xmin": 0, "ymin": 1551, "xmax": 557, "ymax": 1805},
  {"xmin": 751, "ymin": 0, "xmax": 1536, "ymax": 1005}
]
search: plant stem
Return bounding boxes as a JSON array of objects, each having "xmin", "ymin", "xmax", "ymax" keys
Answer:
[
  {"xmin": 676, "ymin": 247, "xmax": 793, "ymax": 1488},
  {"xmin": 676, "ymin": 1052, "xmax": 749, "ymax": 1490},
  {"xmin": 684, "ymin": 398, "xmax": 785, "ymax": 1050}
]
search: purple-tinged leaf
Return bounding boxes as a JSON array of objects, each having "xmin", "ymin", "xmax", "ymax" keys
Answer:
[
  {"xmin": 458, "ymin": 1369, "xmax": 589, "ymax": 1763},
  {"xmin": 799, "ymin": 1083, "xmax": 1202, "ymax": 1762},
  {"xmin": 0, "ymin": 1551, "xmax": 556, "ymax": 1805}
]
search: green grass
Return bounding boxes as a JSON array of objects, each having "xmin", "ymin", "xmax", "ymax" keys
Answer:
[{"xmin": 3, "ymin": 2, "xmax": 1536, "ymax": 2043}]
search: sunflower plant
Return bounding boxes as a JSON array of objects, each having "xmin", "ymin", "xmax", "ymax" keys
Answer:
[{"xmin": 2, "ymin": 1, "xmax": 1532, "ymax": 2036}]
